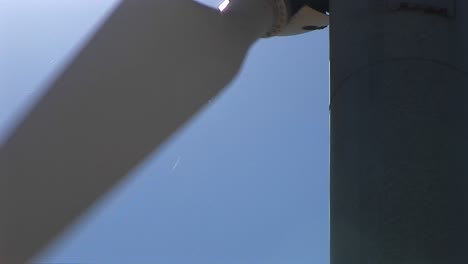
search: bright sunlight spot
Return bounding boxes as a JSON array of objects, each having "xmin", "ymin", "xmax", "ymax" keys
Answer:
[{"xmin": 218, "ymin": 0, "xmax": 230, "ymax": 11}]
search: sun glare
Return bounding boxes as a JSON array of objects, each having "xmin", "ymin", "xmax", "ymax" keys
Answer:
[{"xmin": 218, "ymin": 0, "xmax": 230, "ymax": 12}]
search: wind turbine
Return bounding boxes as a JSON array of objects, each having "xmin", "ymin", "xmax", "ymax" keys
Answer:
[
  {"xmin": 2, "ymin": 0, "xmax": 466, "ymax": 263},
  {"xmin": 0, "ymin": 0, "xmax": 329, "ymax": 263}
]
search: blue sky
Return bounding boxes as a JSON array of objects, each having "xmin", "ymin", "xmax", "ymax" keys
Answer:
[{"xmin": 1, "ymin": 1, "xmax": 330, "ymax": 263}]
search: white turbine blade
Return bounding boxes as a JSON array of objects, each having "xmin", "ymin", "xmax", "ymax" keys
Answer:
[{"xmin": 0, "ymin": 0, "xmax": 274, "ymax": 263}]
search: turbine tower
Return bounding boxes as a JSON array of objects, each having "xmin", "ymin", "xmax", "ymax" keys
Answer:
[{"xmin": 330, "ymin": 0, "xmax": 467, "ymax": 263}]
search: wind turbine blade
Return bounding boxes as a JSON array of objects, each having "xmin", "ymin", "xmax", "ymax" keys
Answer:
[{"xmin": 0, "ymin": 1, "xmax": 274, "ymax": 263}]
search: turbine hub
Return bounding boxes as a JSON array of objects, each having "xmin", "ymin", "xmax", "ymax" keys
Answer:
[{"xmin": 265, "ymin": 0, "xmax": 329, "ymax": 37}]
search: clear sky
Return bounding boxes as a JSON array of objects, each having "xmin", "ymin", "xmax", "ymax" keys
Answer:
[{"xmin": 1, "ymin": 1, "xmax": 330, "ymax": 263}]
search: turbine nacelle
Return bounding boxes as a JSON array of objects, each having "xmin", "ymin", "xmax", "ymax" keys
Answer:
[{"xmin": 220, "ymin": 0, "xmax": 329, "ymax": 36}]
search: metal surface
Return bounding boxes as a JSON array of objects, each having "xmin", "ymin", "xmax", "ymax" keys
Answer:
[
  {"xmin": 276, "ymin": 6, "xmax": 329, "ymax": 36},
  {"xmin": 0, "ymin": 1, "xmax": 274, "ymax": 263},
  {"xmin": 330, "ymin": 0, "xmax": 468, "ymax": 263}
]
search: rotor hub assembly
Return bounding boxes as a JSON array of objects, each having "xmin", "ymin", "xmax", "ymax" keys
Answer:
[{"xmin": 265, "ymin": 0, "xmax": 329, "ymax": 37}]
